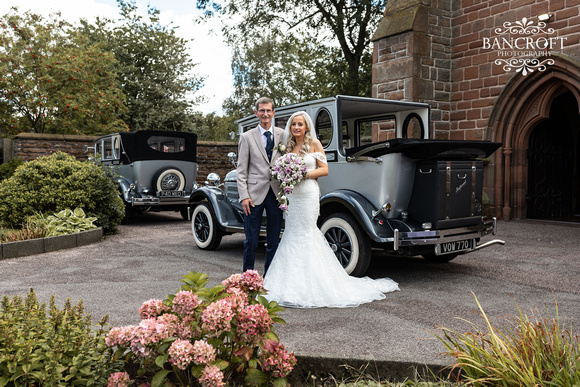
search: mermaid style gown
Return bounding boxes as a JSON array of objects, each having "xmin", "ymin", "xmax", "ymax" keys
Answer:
[{"xmin": 264, "ymin": 152, "xmax": 399, "ymax": 308}]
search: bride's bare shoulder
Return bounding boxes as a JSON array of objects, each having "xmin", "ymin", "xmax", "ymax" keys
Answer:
[{"xmin": 310, "ymin": 139, "xmax": 324, "ymax": 152}]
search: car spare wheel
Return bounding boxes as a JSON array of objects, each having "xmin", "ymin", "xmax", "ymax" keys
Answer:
[
  {"xmin": 192, "ymin": 202, "xmax": 223, "ymax": 250},
  {"xmin": 320, "ymin": 212, "xmax": 371, "ymax": 277},
  {"xmin": 155, "ymin": 168, "xmax": 186, "ymax": 192}
]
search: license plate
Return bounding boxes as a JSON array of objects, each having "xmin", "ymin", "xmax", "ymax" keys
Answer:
[
  {"xmin": 435, "ymin": 239, "xmax": 475, "ymax": 255},
  {"xmin": 158, "ymin": 190, "xmax": 185, "ymax": 197}
]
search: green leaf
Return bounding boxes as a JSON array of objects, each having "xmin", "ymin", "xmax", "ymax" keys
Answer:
[
  {"xmin": 244, "ymin": 368, "xmax": 268, "ymax": 386},
  {"xmin": 155, "ymin": 354, "xmax": 168, "ymax": 368},
  {"xmin": 151, "ymin": 370, "xmax": 171, "ymax": 387},
  {"xmin": 272, "ymin": 377, "xmax": 289, "ymax": 387}
]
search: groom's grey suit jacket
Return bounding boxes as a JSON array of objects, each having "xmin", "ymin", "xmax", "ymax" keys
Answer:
[{"xmin": 236, "ymin": 125, "xmax": 285, "ymax": 206}]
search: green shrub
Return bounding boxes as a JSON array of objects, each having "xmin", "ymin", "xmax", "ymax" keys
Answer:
[
  {"xmin": 45, "ymin": 207, "xmax": 98, "ymax": 237},
  {"xmin": 436, "ymin": 293, "xmax": 580, "ymax": 386},
  {"xmin": 0, "ymin": 152, "xmax": 124, "ymax": 234},
  {"xmin": 0, "ymin": 289, "xmax": 123, "ymax": 386},
  {"xmin": 0, "ymin": 158, "xmax": 23, "ymax": 181}
]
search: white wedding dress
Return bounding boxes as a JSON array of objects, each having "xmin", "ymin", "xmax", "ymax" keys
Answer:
[{"xmin": 264, "ymin": 152, "xmax": 399, "ymax": 308}]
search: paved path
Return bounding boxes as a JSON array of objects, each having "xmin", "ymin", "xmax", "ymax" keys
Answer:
[{"xmin": 1, "ymin": 214, "xmax": 579, "ymax": 377}]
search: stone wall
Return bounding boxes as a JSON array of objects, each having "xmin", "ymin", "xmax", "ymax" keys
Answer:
[
  {"xmin": 372, "ymin": 0, "xmax": 580, "ymax": 219},
  {"xmin": 372, "ymin": 0, "xmax": 454, "ymax": 139},
  {"xmin": 5, "ymin": 133, "xmax": 238, "ymax": 184}
]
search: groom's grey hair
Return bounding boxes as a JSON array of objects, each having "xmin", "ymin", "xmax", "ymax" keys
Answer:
[{"xmin": 254, "ymin": 97, "xmax": 275, "ymax": 111}]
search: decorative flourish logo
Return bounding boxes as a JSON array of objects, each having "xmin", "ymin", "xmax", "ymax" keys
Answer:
[{"xmin": 483, "ymin": 17, "xmax": 566, "ymax": 76}]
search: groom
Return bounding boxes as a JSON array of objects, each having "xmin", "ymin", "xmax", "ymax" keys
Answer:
[{"xmin": 237, "ymin": 97, "xmax": 285, "ymax": 274}]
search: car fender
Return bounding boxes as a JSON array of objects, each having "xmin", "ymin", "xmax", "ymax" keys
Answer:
[
  {"xmin": 116, "ymin": 177, "xmax": 134, "ymax": 204},
  {"xmin": 319, "ymin": 190, "xmax": 412, "ymax": 243},
  {"xmin": 189, "ymin": 187, "xmax": 243, "ymax": 230}
]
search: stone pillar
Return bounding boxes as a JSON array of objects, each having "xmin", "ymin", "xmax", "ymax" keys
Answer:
[{"xmin": 372, "ymin": 0, "xmax": 453, "ymax": 139}]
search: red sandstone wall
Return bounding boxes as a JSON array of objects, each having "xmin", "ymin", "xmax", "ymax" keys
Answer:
[{"xmin": 451, "ymin": 0, "xmax": 580, "ymax": 140}]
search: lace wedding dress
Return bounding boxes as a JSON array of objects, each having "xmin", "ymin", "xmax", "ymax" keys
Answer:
[{"xmin": 264, "ymin": 152, "xmax": 399, "ymax": 308}]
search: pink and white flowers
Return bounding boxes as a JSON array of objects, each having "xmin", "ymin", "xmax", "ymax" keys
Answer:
[
  {"xmin": 271, "ymin": 152, "xmax": 308, "ymax": 211},
  {"xmin": 105, "ymin": 271, "xmax": 296, "ymax": 386}
]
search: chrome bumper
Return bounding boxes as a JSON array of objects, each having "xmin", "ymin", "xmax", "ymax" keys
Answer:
[{"xmin": 393, "ymin": 217, "xmax": 505, "ymax": 253}]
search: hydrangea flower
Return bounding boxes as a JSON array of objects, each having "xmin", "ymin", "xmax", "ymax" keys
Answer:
[
  {"xmin": 172, "ymin": 290, "xmax": 202, "ymax": 318},
  {"xmin": 236, "ymin": 304, "xmax": 273, "ymax": 344},
  {"xmin": 168, "ymin": 338, "xmax": 195, "ymax": 370},
  {"xmin": 261, "ymin": 342, "xmax": 297, "ymax": 378},
  {"xmin": 199, "ymin": 364, "xmax": 225, "ymax": 387},
  {"xmin": 201, "ymin": 298, "xmax": 235, "ymax": 337},
  {"xmin": 107, "ymin": 371, "xmax": 131, "ymax": 387},
  {"xmin": 138, "ymin": 299, "xmax": 169, "ymax": 319},
  {"xmin": 191, "ymin": 340, "xmax": 216, "ymax": 365}
]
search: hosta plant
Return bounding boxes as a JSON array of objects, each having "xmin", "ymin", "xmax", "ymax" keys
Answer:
[
  {"xmin": 45, "ymin": 207, "xmax": 98, "ymax": 236},
  {"xmin": 107, "ymin": 271, "xmax": 297, "ymax": 387}
]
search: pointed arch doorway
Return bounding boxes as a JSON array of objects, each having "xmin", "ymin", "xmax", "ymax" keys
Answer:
[
  {"xmin": 489, "ymin": 58, "xmax": 580, "ymax": 221},
  {"xmin": 526, "ymin": 91, "xmax": 580, "ymax": 220}
]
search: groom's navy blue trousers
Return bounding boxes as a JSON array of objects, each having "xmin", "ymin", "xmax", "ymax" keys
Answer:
[{"xmin": 242, "ymin": 188, "xmax": 282, "ymax": 275}]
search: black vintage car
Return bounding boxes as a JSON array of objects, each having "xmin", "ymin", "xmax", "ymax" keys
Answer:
[{"xmin": 94, "ymin": 130, "xmax": 198, "ymax": 219}]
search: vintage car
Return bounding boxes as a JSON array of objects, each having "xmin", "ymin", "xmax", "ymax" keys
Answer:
[
  {"xmin": 189, "ymin": 96, "xmax": 505, "ymax": 276},
  {"xmin": 94, "ymin": 130, "xmax": 198, "ymax": 219}
]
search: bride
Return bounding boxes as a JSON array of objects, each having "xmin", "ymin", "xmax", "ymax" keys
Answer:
[{"xmin": 264, "ymin": 111, "xmax": 399, "ymax": 308}]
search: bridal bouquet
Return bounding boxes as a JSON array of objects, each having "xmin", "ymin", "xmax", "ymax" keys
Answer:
[{"xmin": 271, "ymin": 153, "xmax": 308, "ymax": 211}]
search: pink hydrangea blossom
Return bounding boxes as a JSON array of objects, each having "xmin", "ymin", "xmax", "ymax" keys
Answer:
[
  {"xmin": 222, "ymin": 270, "xmax": 264, "ymax": 293},
  {"xmin": 191, "ymin": 340, "xmax": 216, "ymax": 365},
  {"xmin": 201, "ymin": 298, "xmax": 235, "ymax": 337},
  {"xmin": 221, "ymin": 273, "xmax": 243, "ymax": 289},
  {"xmin": 236, "ymin": 304, "xmax": 273, "ymax": 344},
  {"xmin": 107, "ymin": 371, "xmax": 131, "ymax": 387},
  {"xmin": 106, "ymin": 326, "xmax": 134, "ymax": 347},
  {"xmin": 199, "ymin": 364, "xmax": 225, "ymax": 387},
  {"xmin": 261, "ymin": 342, "xmax": 297, "ymax": 378},
  {"xmin": 241, "ymin": 270, "xmax": 264, "ymax": 292},
  {"xmin": 172, "ymin": 290, "xmax": 202, "ymax": 318},
  {"xmin": 168, "ymin": 339, "xmax": 195, "ymax": 370},
  {"xmin": 156, "ymin": 313, "xmax": 182, "ymax": 340},
  {"xmin": 138, "ymin": 299, "xmax": 169, "ymax": 319}
]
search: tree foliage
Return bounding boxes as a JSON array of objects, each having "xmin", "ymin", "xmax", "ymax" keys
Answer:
[
  {"xmin": 222, "ymin": 34, "xmax": 372, "ymax": 117},
  {"xmin": 0, "ymin": 7, "xmax": 127, "ymax": 135},
  {"xmin": 196, "ymin": 0, "xmax": 383, "ymax": 116},
  {"xmin": 80, "ymin": 0, "xmax": 205, "ymax": 132}
]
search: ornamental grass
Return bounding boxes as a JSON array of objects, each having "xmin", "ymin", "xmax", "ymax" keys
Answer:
[{"xmin": 436, "ymin": 292, "xmax": 580, "ymax": 386}]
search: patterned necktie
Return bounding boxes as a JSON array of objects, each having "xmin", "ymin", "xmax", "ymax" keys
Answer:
[{"xmin": 264, "ymin": 131, "xmax": 273, "ymax": 160}]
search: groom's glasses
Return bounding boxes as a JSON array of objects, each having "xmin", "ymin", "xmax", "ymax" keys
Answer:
[{"xmin": 257, "ymin": 109, "xmax": 273, "ymax": 114}]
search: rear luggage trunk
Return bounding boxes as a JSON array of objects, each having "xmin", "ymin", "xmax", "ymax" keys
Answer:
[{"xmin": 408, "ymin": 160, "xmax": 484, "ymax": 229}]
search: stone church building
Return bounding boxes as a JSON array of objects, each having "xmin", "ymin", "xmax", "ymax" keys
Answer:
[{"xmin": 372, "ymin": 0, "xmax": 580, "ymax": 222}]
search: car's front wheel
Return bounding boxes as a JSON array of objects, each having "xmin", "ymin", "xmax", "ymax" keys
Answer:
[
  {"xmin": 192, "ymin": 202, "xmax": 223, "ymax": 250},
  {"xmin": 320, "ymin": 213, "xmax": 371, "ymax": 277}
]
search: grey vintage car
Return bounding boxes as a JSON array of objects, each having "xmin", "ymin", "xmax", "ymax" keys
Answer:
[
  {"xmin": 94, "ymin": 130, "xmax": 198, "ymax": 220},
  {"xmin": 189, "ymin": 96, "xmax": 504, "ymax": 276}
]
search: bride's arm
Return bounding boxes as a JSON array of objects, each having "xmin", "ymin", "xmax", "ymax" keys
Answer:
[{"xmin": 305, "ymin": 139, "xmax": 328, "ymax": 180}]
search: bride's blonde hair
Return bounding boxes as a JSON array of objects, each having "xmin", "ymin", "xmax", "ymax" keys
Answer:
[{"xmin": 285, "ymin": 111, "xmax": 315, "ymax": 156}]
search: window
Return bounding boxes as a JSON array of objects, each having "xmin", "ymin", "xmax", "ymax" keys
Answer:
[
  {"xmin": 147, "ymin": 136, "xmax": 186, "ymax": 153},
  {"xmin": 356, "ymin": 116, "xmax": 396, "ymax": 145},
  {"xmin": 275, "ymin": 116, "xmax": 290, "ymax": 130},
  {"xmin": 402, "ymin": 113, "xmax": 425, "ymax": 139},
  {"xmin": 315, "ymin": 109, "xmax": 332, "ymax": 148}
]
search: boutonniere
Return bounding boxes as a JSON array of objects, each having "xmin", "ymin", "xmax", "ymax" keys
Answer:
[{"xmin": 276, "ymin": 142, "xmax": 286, "ymax": 153}]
